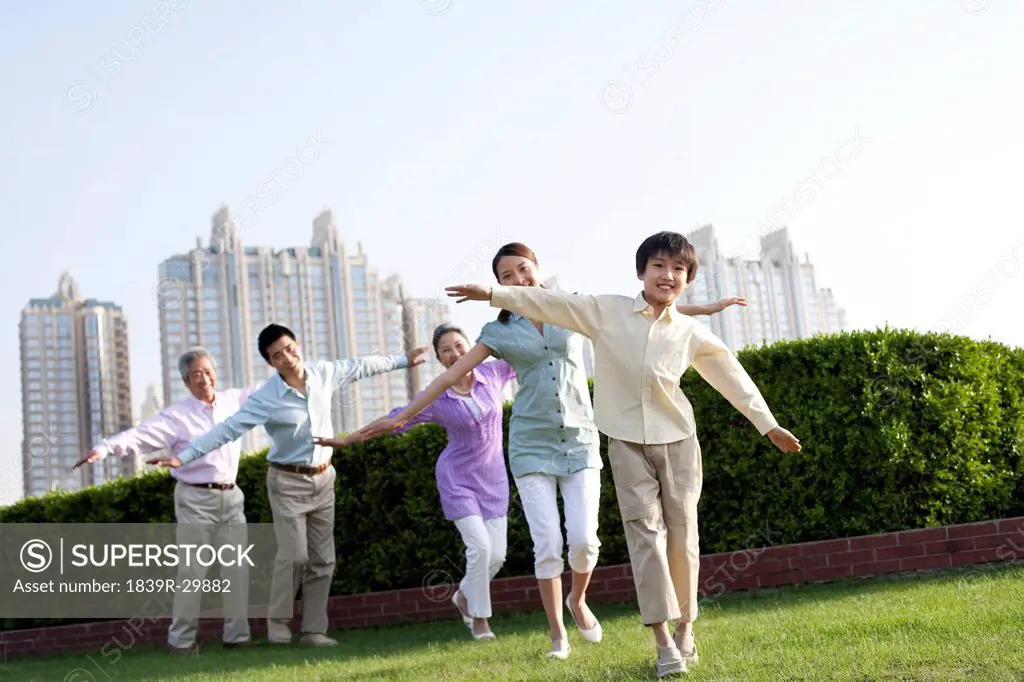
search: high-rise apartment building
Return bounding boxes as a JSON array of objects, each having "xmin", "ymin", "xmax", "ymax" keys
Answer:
[
  {"xmin": 156, "ymin": 207, "xmax": 431, "ymax": 450},
  {"xmin": 19, "ymin": 273, "xmax": 135, "ymax": 498},
  {"xmin": 679, "ymin": 224, "xmax": 847, "ymax": 351},
  {"xmin": 351, "ymin": 269, "xmax": 411, "ymax": 421}
]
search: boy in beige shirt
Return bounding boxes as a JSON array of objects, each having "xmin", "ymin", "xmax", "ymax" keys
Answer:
[{"xmin": 447, "ymin": 232, "xmax": 801, "ymax": 678}]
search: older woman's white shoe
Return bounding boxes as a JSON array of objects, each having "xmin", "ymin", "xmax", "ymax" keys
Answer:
[
  {"xmin": 452, "ymin": 589, "xmax": 496, "ymax": 641},
  {"xmin": 451, "ymin": 590, "xmax": 472, "ymax": 627}
]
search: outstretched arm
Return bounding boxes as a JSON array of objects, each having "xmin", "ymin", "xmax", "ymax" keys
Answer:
[
  {"xmin": 357, "ymin": 343, "xmax": 493, "ymax": 439},
  {"xmin": 332, "ymin": 349, "xmax": 426, "ymax": 390},
  {"xmin": 447, "ymin": 284, "xmax": 603, "ymax": 338},
  {"xmin": 74, "ymin": 411, "xmax": 180, "ymax": 469},
  {"xmin": 313, "ymin": 399, "xmax": 438, "ymax": 448},
  {"xmin": 677, "ymin": 296, "xmax": 746, "ymax": 317},
  {"xmin": 396, "ymin": 343, "xmax": 491, "ymax": 423},
  {"xmin": 153, "ymin": 395, "xmax": 271, "ymax": 468},
  {"xmin": 688, "ymin": 326, "xmax": 801, "ymax": 452}
]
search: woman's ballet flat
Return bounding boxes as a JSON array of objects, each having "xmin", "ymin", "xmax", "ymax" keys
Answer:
[{"xmin": 565, "ymin": 594, "xmax": 603, "ymax": 643}]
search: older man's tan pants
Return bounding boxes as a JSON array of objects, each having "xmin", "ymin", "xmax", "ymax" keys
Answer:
[
  {"xmin": 607, "ymin": 436, "xmax": 703, "ymax": 626},
  {"xmin": 168, "ymin": 483, "xmax": 251, "ymax": 649}
]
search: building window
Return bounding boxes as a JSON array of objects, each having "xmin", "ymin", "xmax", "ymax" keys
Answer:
[{"xmin": 57, "ymin": 315, "xmax": 72, "ymax": 338}]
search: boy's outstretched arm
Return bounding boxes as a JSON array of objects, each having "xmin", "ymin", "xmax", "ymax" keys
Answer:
[
  {"xmin": 446, "ymin": 283, "xmax": 603, "ymax": 338},
  {"xmin": 688, "ymin": 326, "xmax": 801, "ymax": 453},
  {"xmin": 676, "ymin": 296, "xmax": 746, "ymax": 316}
]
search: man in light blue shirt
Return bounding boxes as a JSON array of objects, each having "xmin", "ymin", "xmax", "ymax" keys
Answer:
[{"xmin": 150, "ymin": 323, "xmax": 427, "ymax": 647}]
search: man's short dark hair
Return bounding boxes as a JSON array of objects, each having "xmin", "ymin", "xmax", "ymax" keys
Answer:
[
  {"xmin": 635, "ymin": 231, "xmax": 699, "ymax": 284},
  {"xmin": 257, "ymin": 323, "xmax": 296, "ymax": 361}
]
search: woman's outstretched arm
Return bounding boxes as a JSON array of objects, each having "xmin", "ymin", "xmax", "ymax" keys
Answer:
[{"xmin": 355, "ymin": 342, "xmax": 494, "ymax": 439}]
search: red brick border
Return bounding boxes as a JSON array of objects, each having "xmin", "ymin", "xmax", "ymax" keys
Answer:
[{"xmin": 3, "ymin": 517, "xmax": 1021, "ymax": 660}]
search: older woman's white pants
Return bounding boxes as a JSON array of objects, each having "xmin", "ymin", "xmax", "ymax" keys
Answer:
[{"xmin": 452, "ymin": 515, "xmax": 508, "ymax": 618}]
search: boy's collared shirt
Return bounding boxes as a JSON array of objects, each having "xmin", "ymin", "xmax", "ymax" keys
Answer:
[{"xmin": 489, "ymin": 285, "xmax": 779, "ymax": 445}]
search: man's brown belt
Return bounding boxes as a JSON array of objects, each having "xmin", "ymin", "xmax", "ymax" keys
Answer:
[{"xmin": 269, "ymin": 461, "xmax": 331, "ymax": 476}]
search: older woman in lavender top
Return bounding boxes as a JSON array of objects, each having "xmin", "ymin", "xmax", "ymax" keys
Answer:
[{"xmin": 316, "ymin": 324, "xmax": 515, "ymax": 641}]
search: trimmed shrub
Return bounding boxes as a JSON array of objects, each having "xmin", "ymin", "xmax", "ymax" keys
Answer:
[{"xmin": 2, "ymin": 328, "xmax": 1021, "ymax": 632}]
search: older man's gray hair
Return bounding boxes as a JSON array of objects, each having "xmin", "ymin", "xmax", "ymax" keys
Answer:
[{"xmin": 178, "ymin": 348, "xmax": 217, "ymax": 383}]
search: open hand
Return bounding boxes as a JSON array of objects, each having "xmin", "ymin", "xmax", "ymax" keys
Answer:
[
  {"xmin": 406, "ymin": 346, "xmax": 429, "ymax": 367},
  {"xmin": 147, "ymin": 455, "xmax": 183, "ymax": 469},
  {"xmin": 445, "ymin": 284, "xmax": 492, "ymax": 304},
  {"xmin": 360, "ymin": 415, "xmax": 406, "ymax": 440},
  {"xmin": 767, "ymin": 427, "xmax": 801, "ymax": 453},
  {"xmin": 312, "ymin": 433, "xmax": 364, "ymax": 448},
  {"xmin": 73, "ymin": 449, "xmax": 102, "ymax": 470},
  {"xmin": 715, "ymin": 296, "xmax": 747, "ymax": 312}
]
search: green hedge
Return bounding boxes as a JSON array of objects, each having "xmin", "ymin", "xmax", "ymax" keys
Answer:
[{"xmin": 2, "ymin": 327, "xmax": 1022, "ymax": 632}]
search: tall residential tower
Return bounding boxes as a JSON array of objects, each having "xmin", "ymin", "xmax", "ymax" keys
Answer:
[
  {"xmin": 19, "ymin": 273, "xmax": 135, "ymax": 498},
  {"xmin": 678, "ymin": 224, "xmax": 847, "ymax": 351},
  {"xmin": 156, "ymin": 207, "xmax": 445, "ymax": 451}
]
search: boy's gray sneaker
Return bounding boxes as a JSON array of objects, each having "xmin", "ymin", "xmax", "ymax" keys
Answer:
[{"xmin": 657, "ymin": 644, "xmax": 687, "ymax": 677}]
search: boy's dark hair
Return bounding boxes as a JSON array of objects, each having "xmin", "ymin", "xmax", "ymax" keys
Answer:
[
  {"xmin": 491, "ymin": 242, "xmax": 545, "ymax": 324},
  {"xmin": 431, "ymin": 324, "xmax": 468, "ymax": 359},
  {"xmin": 257, "ymin": 323, "xmax": 296, "ymax": 361},
  {"xmin": 635, "ymin": 231, "xmax": 699, "ymax": 284}
]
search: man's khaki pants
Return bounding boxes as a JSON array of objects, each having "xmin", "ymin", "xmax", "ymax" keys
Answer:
[
  {"xmin": 168, "ymin": 483, "xmax": 251, "ymax": 649},
  {"xmin": 607, "ymin": 436, "xmax": 703, "ymax": 626},
  {"xmin": 266, "ymin": 465, "xmax": 336, "ymax": 635}
]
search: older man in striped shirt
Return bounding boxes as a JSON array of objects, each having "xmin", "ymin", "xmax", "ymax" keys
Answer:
[{"xmin": 75, "ymin": 347, "xmax": 263, "ymax": 656}]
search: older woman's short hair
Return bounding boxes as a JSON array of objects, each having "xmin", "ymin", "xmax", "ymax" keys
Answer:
[
  {"xmin": 178, "ymin": 348, "xmax": 216, "ymax": 383},
  {"xmin": 431, "ymin": 324, "xmax": 467, "ymax": 357}
]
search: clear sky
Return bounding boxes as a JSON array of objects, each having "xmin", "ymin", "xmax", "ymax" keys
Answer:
[{"xmin": 1, "ymin": 0, "xmax": 1021, "ymax": 504}]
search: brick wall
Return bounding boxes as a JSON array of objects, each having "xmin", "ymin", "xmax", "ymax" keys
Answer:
[{"xmin": 2, "ymin": 517, "xmax": 1021, "ymax": 661}]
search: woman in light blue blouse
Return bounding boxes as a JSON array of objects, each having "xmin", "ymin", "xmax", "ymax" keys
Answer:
[
  {"xmin": 364, "ymin": 242, "xmax": 744, "ymax": 660},
  {"xmin": 476, "ymin": 243, "xmax": 604, "ymax": 660}
]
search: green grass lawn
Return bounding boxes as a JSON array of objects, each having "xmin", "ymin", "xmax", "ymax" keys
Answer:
[{"xmin": 4, "ymin": 563, "xmax": 1024, "ymax": 681}]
